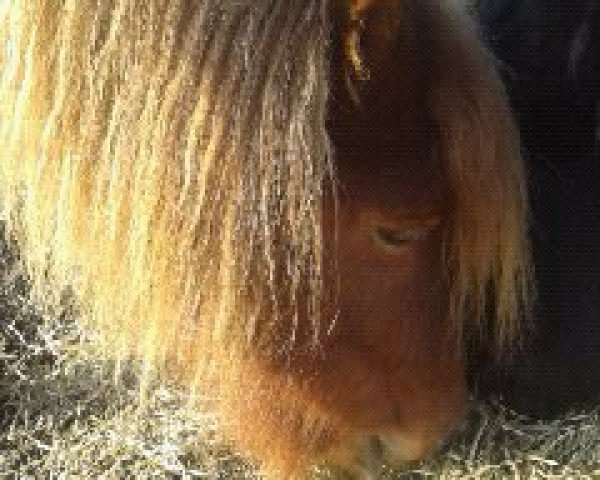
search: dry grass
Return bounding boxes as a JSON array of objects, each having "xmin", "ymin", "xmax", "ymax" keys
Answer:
[{"xmin": 1, "ymin": 231, "xmax": 599, "ymax": 479}]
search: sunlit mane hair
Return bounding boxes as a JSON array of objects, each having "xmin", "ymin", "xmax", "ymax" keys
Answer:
[{"xmin": 0, "ymin": 0, "xmax": 531, "ymax": 389}]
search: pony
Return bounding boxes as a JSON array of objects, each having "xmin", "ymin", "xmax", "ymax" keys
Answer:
[
  {"xmin": 476, "ymin": 0, "xmax": 600, "ymax": 418},
  {"xmin": 0, "ymin": 0, "xmax": 532, "ymax": 477}
]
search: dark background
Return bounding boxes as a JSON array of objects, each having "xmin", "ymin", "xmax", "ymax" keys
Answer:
[{"xmin": 472, "ymin": 0, "xmax": 600, "ymax": 418}]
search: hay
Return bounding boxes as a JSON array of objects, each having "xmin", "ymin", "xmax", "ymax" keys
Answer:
[{"xmin": 1, "ymin": 232, "xmax": 599, "ymax": 479}]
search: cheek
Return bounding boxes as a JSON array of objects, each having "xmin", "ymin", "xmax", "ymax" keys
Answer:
[{"xmin": 331, "ymin": 227, "xmax": 447, "ymax": 360}]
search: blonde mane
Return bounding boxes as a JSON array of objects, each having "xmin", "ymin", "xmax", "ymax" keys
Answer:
[{"xmin": 0, "ymin": 0, "xmax": 532, "ymax": 414}]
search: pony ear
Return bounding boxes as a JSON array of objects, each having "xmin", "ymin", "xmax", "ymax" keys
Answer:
[
  {"xmin": 341, "ymin": 0, "xmax": 404, "ymax": 82},
  {"xmin": 421, "ymin": 4, "xmax": 534, "ymax": 351}
]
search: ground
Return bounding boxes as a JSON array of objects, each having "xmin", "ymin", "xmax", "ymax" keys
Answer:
[{"xmin": 0, "ymin": 229, "xmax": 598, "ymax": 479}]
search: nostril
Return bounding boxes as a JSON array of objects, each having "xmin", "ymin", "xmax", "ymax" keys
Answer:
[
  {"xmin": 365, "ymin": 435, "xmax": 384, "ymax": 458},
  {"xmin": 357, "ymin": 436, "xmax": 385, "ymax": 479},
  {"xmin": 390, "ymin": 403, "xmax": 403, "ymax": 423}
]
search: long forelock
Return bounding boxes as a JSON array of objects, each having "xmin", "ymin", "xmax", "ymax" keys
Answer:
[{"xmin": 0, "ymin": 0, "xmax": 335, "ymax": 378}]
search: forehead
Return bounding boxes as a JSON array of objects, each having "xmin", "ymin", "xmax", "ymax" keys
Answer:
[
  {"xmin": 326, "ymin": 1, "xmax": 446, "ymax": 213},
  {"xmin": 328, "ymin": 93, "xmax": 445, "ymax": 214}
]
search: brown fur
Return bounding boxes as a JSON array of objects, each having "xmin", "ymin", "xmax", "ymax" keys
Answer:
[{"xmin": 0, "ymin": 1, "xmax": 532, "ymax": 477}]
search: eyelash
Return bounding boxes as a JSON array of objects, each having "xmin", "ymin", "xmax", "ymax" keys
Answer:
[{"xmin": 373, "ymin": 225, "xmax": 433, "ymax": 249}]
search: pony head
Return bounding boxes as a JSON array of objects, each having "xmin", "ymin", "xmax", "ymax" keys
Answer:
[{"xmin": 0, "ymin": 0, "xmax": 532, "ymax": 477}]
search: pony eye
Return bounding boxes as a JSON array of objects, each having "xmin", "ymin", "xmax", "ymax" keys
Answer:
[{"xmin": 373, "ymin": 223, "xmax": 437, "ymax": 250}]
